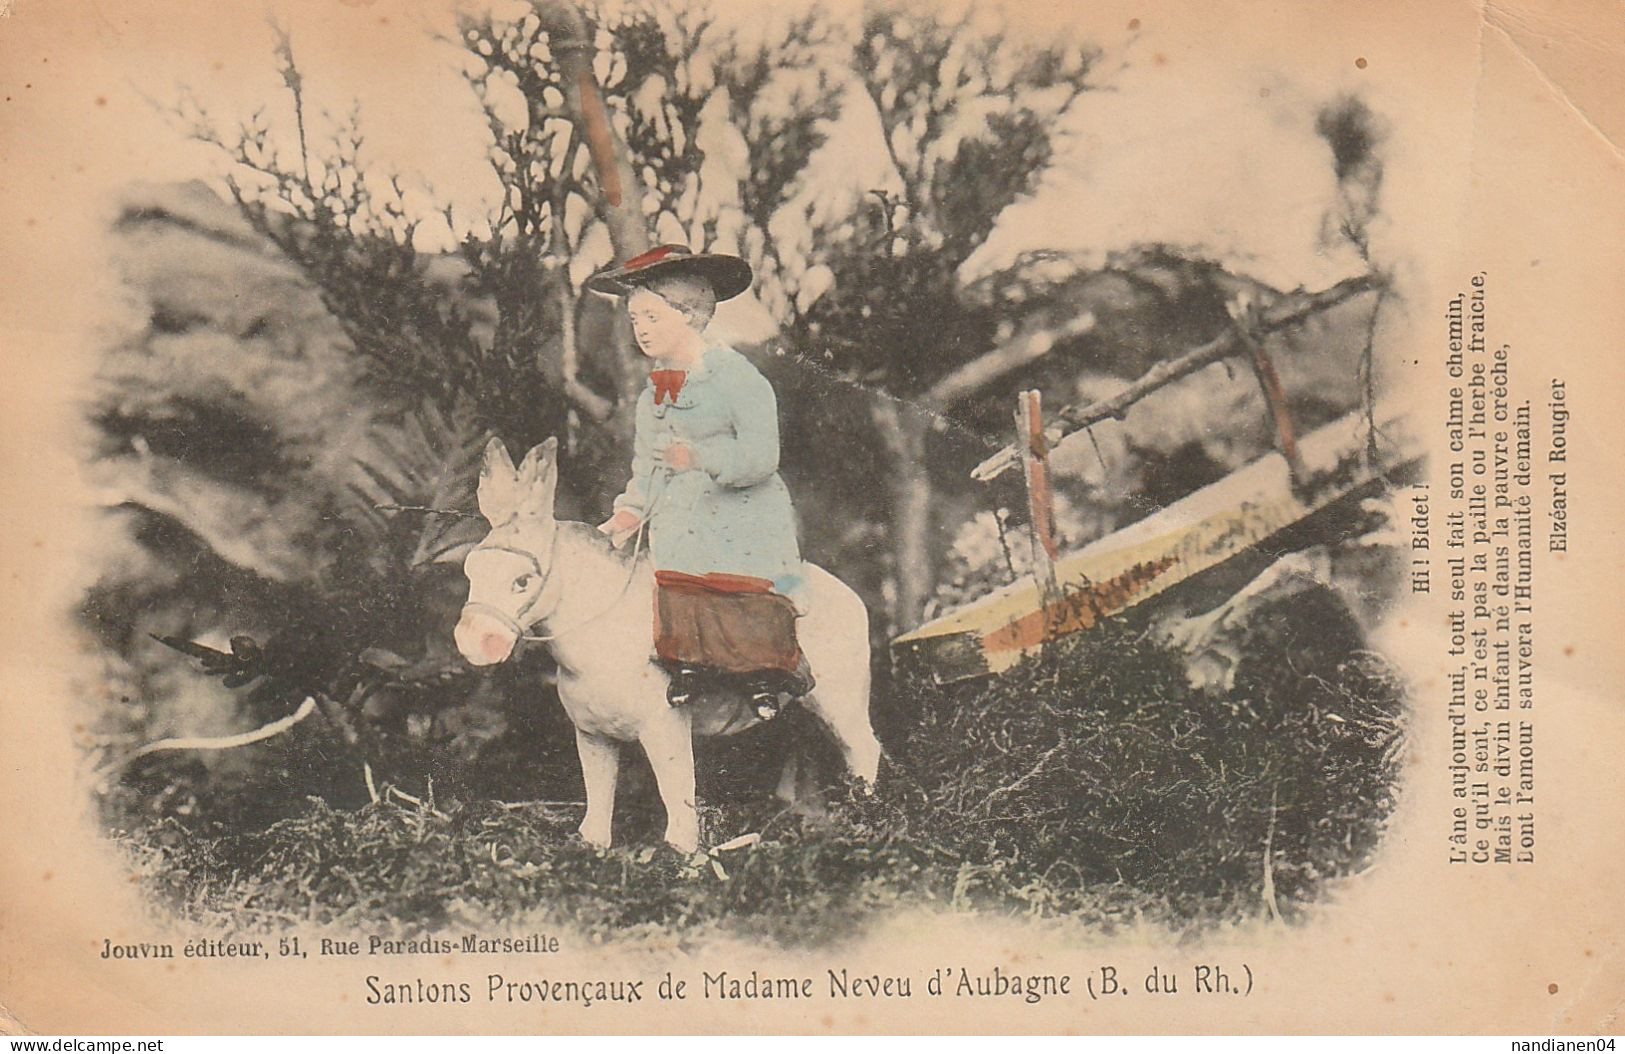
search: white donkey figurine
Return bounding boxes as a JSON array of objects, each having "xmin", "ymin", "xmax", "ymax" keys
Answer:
[{"xmin": 453, "ymin": 437, "xmax": 882, "ymax": 853}]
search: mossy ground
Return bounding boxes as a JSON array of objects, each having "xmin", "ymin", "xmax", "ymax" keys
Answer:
[{"xmin": 111, "ymin": 610, "xmax": 1406, "ymax": 947}]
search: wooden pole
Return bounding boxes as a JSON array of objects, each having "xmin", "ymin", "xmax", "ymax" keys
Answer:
[
  {"xmin": 534, "ymin": 2, "xmax": 649, "ymax": 261},
  {"xmin": 533, "ymin": 2, "xmax": 655, "ymax": 423},
  {"xmin": 1019, "ymin": 390, "xmax": 1060, "ymax": 603},
  {"xmin": 971, "ymin": 272, "xmax": 1384, "ymax": 482},
  {"xmin": 897, "ymin": 401, "xmax": 1422, "ymax": 683},
  {"xmin": 1226, "ymin": 297, "xmax": 1309, "ymax": 492}
]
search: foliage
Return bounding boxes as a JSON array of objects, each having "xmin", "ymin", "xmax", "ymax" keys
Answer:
[
  {"xmin": 118, "ymin": 599, "xmax": 1404, "ymax": 943},
  {"xmin": 101, "ymin": 0, "xmax": 857, "ymax": 823},
  {"xmin": 121, "ymin": 796, "xmax": 945, "ymax": 947},
  {"xmin": 791, "ymin": 7, "xmax": 1096, "ymax": 390},
  {"xmin": 899, "ymin": 607, "xmax": 1405, "ymax": 921},
  {"xmin": 101, "ymin": 0, "xmax": 1121, "ymax": 813},
  {"xmin": 93, "ymin": 0, "xmax": 1405, "ymax": 941}
]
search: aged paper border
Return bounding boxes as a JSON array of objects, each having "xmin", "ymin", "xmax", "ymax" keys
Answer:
[{"xmin": 1, "ymin": 0, "xmax": 1622, "ymax": 1035}]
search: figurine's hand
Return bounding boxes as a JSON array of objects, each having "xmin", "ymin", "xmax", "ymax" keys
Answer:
[
  {"xmin": 655, "ymin": 441, "xmax": 699, "ymax": 473},
  {"xmin": 596, "ymin": 509, "xmax": 642, "ymax": 549}
]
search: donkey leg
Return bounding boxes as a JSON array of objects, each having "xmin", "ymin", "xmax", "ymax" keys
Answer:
[
  {"xmin": 639, "ymin": 707, "xmax": 699, "ymax": 853},
  {"xmin": 831, "ymin": 715, "xmax": 882, "ymax": 789},
  {"xmin": 767, "ymin": 717, "xmax": 830, "ymax": 818},
  {"xmin": 803, "ymin": 689, "xmax": 882, "ymax": 787},
  {"xmin": 575, "ymin": 729, "xmax": 621, "ymax": 848},
  {"xmin": 774, "ymin": 749, "xmax": 800, "ymax": 805}
]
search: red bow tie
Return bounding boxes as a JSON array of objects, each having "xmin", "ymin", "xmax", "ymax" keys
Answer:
[{"xmin": 651, "ymin": 369, "xmax": 687, "ymax": 406}]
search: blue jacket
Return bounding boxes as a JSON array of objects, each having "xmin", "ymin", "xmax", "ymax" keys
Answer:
[{"xmin": 613, "ymin": 343, "xmax": 801, "ymax": 590}]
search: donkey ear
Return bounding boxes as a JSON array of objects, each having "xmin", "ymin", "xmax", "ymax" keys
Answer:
[
  {"xmin": 515, "ymin": 436, "xmax": 556, "ymax": 483},
  {"xmin": 515, "ymin": 437, "xmax": 559, "ymax": 520},
  {"xmin": 477, "ymin": 436, "xmax": 520, "ymax": 526}
]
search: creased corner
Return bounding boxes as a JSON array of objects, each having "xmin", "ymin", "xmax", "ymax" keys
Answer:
[
  {"xmin": 1484, "ymin": 0, "xmax": 1625, "ymax": 163},
  {"xmin": 0, "ymin": 993, "xmax": 31, "ymax": 1038}
]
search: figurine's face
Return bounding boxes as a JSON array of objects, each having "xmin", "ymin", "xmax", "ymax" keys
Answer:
[{"xmin": 627, "ymin": 287, "xmax": 695, "ymax": 361}]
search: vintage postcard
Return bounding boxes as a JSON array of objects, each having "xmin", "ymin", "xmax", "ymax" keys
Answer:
[{"xmin": 1, "ymin": 0, "xmax": 1621, "ymax": 1035}]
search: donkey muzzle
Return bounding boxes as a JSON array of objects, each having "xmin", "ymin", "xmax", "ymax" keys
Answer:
[{"xmin": 455, "ymin": 604, "xmax": 524, "ymax": 666}]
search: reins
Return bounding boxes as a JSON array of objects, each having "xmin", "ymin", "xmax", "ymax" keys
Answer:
[
  {"xmin": 519, "ymin": 516, "xmax": 649, "ymax": 643},
  {"xmin": 463, "ymin": 465, "xmax": 668, "ymax": 647},
  {"xmin": 459, "ymin": 539, "xmax": 557, "ymax": 641}
]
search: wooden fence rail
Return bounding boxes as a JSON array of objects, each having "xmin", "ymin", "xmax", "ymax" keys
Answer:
[{"xmin": 971, "ymin": 272, "xmax": 1385, "ymax": 482}]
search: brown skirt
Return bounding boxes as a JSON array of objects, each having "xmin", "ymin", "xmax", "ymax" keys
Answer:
[{"xmin": 653, "ymin": 571, "xmax": 802, "ymax": 674}]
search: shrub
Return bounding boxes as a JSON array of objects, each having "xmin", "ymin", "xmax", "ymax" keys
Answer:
[{"xmin": 120, "ymin": 595, "xmax": 1405, "ymax": 945}]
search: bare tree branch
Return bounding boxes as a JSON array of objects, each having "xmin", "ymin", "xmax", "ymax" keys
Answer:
[
  {"xmin": 972, "ymin": 272, "xmax": 1387, "ymax": 480},
  {"xmin": 924, "ymin": 311, "xmax": 1097, "ymax": 409},
  {"xmin": 556, "ymin": 258, "xmax": 613, "ymax": 422},
  {"xmin": 531, "ymin": 0, "xmax": 650, "ymax": 262}
]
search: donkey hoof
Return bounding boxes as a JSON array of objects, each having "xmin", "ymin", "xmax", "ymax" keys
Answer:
[
  {"xmin": 663, "ymin": 834, "xmax": 699, "ymax": 855},
  {"xmin": 841, "ymin": 772, "xmax": 878, "ymax": 802},
  {"xmin": 577, "ymin": 824, "xmax": 612, "ymax": 850}
]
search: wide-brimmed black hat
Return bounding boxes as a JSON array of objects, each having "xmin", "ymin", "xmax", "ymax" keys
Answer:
[{"xmin": 584, "ymin": 244, "xmax": 753, "ymax": 300}]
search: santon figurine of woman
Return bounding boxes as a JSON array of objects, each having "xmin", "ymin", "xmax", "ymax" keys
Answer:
[{"xmin": 588, "ymin": 244, "xmax": 813, "ymax": 718}]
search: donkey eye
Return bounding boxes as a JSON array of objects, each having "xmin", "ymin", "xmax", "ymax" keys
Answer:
[{"xmin": 513, "ymin": 574, "xmax": 533, "ymax": 593}]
